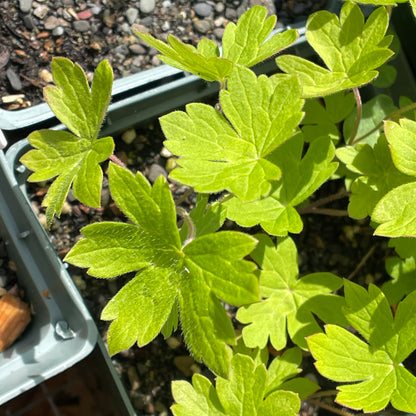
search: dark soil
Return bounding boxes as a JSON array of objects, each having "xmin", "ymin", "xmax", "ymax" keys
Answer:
[{"xmin": 0, "ymin": 0, "xmax": 328, "ymax": 110}]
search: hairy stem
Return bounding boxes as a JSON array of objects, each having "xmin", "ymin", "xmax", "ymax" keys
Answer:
[
  {"xmin": 308, "ymin": 398, "xmax": 358, "ymax": 416},
  {"xmin": 347, "ymin": 244, "xmax": 377, "ymax": 281},
  {"xmin": 347, "ymin": 87, "xmax": 362, "ymax": 145},
  {"xmin": 297, "ymin": 190, "xmax": 349, "ymax": 216},
  {"xmin": 308, "ymin": 390, "xmax": 339, "ymax": 399},
  {"xmin": 177, "ymin": 206, "xmax": 196, "ymax": 245},
  {"xmin": 298, "ymin": 208, "xmax": 349, "ymax": 216},
  {"xmin": 109, "ymin": 153, "xmax": 126, "ymax": 168},
  {"xmin": 353, "ymin": 101, "xmax": 416, "ymax": 145}
]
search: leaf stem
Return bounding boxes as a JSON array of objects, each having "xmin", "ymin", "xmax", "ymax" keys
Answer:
[
  {"xmin": 347, "ymin": 87, "xmax": 362, "ymax": 145},
  {"xmin": 308, "ymin": 390, "xmax": 339, "ymax": 399},
  {"xmin": 177, "ymin": 206, "xmax": 196, "ymax": 245},
  {"xmin": 346, "ymin": 244, "xmax": 377, "ymax": 281},
  {"xmin": 297, "ymin": 190, "xmax": 349, "ymax": 216},
  {"xmin": 298, "ymin": 208, "xmax": 349, "ymax": 216},
  {"xmin": 175, "ymin": 187, "xmax": 194, "ymax": 206},
  {"xmin": 352, "ymin": 101, "xmax": 416, "ymax": 145},
  {"xmin": 109, "ymin": 153, "xmax": 126, "ymax": 168},
  {"xmin": 307, "ymin": 398, "xmax": 357, "ymax": 416}
]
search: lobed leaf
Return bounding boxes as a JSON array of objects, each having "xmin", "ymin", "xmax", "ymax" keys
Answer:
[
  {"xmin": 161, "ymin": 67, "xmax": 304, "ymax": 202},
  {"xmin": 225, "ymin": 133, "xmax": 338, "ymax": 236},
  {"xmin": 44, "ymin": 58, "xmax": 112, "ymax": 140},
  {"xmin": 21, "ymin": 130, "xmax": 113, "ymax": 226},
  {"xmin": 65, "ymin": 163, "xmax": 259, "ymax": 377},
  {"xmin": 372, "ymin": 181, "xmax": 416, "ymax": 237},
  {"xmin": 385, "ymin": 118, "xmax": 416, "ymax": 177},
  {"xmin": 336, "ymin": 134, "xmax": 412, "ymax": 219},
  {"xmin": 222, "ymin": 6, "xmax": 298, "ymax": 67},
  {"xmin": 171, "ymin": 354, "xmax": 301, "ymax": 416},
  {"xmin": 20, "ymin": 58, "xmax": 114, "ymax": 226},
  {"xmin": 237, "ymin": 234, "xmax": 346, "ymax": 350},
  {"xmin": 134, "ymin": 31, "xmax": 233, "ymax": 82},
  {"xmin": 276, "ymin": 2, "xmax": 393, "ymax": 97},
  {"xmin": 308, "ymin": 281, "xmax": 416, "ymax": 413},
  {"xmin": 135, "ymin": 7, "xmax": 298, "ymax": 83}
]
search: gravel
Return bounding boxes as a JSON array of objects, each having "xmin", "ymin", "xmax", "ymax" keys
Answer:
[{"xmin": 0, "ymin": 0, "xmax": 328, "ymax": 110}]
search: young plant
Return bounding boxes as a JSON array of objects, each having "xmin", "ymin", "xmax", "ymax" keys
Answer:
[{"xmin": 20, "ymin": 1, "xmax": 416, "ymax": 414}]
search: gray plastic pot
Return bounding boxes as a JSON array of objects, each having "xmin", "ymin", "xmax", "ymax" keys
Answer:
[{"xmin": 0, "ymin": 147, "xmax": 135, "ymax": 414}]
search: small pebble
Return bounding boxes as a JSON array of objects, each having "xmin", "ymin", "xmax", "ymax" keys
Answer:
[
  {"xmin": 125, "ymin": 7, "xmax": 139, "ymax": 24},
  {"xmin": 194, "ymin": 2, "xmax": 213, "ymax": 18},
  {"xmin": 173, "ymin": 355, "xmax": 195, "ymax": 377},
  {"xmin": 193, "ymin": 19, "xmax": 211, "ymax": 34},
  {"xmin": 166, "ymin": 336, "xmax": 181, "ymax": 349},
  {"xmin": 72, "ymin": 275, "xmax": 87, "ymax": 291},
  {"xmin": 121, "ymin": 128, "xmax": 137, "ymax": 144},
  {"xmin": 127, "ymin": 366, "xmax": 141, "ymax": 390},
  {"xmin": 73, "ymin": 20, "xmax": 90, "ymax": 32},
  {"xmin": 19, "ymin": 0, "xmax": 32, "ymax": 13},
  {"xmin": 148, "ymin": 163, "xmax": 167, "ymax": 183},
  {"xmin": 139, "ymin": 0, "xmax": 156, "ymax": 14},
  {"xmin": 6, "ymin": 68, "xmax": 23, "ymax": 91},
  {"xmin": 33, "ymin": 4, "xmax": 49, "ymax": 19}
]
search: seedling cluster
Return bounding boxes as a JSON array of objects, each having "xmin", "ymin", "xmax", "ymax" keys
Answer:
[{"xmin": 21, "ymin": 1, "xmax": 416, "ymax": 413}]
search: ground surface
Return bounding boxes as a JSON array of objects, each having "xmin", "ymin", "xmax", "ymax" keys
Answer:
[{"xmin": 0, "ymin": 0, "xmax": 326, "ymax": 109}]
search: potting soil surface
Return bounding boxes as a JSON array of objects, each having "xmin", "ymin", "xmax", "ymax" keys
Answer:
[{"xmin": 0, "ymin": 0, "xmax": 327, "ymax": 110}]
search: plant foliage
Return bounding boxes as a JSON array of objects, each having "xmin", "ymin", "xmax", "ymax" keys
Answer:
[{"xmin": 20, "ymin": 1, "xmax": 416, "ymax": 414}]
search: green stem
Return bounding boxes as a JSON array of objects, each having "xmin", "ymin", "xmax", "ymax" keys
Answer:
[
  {"xmin": 352, "ymin": 101, "xmax": 416, "ymax": 145},
  {"xmin": 307, "ymin": 398, "xmax": 358, "ymax": 416},
  {"xmin": 347, "ymin": 87, "xmax": 362, "ymax": 145},
  {"xmin": 177, "ymin": 206, "xmax": 196, "ymax": 245}
]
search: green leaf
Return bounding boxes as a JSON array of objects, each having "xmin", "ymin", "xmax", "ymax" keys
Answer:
[
  {"xmin": 372, "ymin": 181, "xmax": 416, "ymax": 237},
  {"xmin": 19, "ymin": 58, "xmax": 114, "ymax": 227},
  {"xmin": 384, "ymin": 255, "xmax": 416, "ymax": 305},
  {"xmin": 266, "ymin": 347, "xmax": 319, "ymax": 400},
  {"xmin": 237, "ymin": 234, "xmax": 346, "ymax": 350},
  {"xmin": 171, "ymin": 354, "xmax": 301, "ymax": 416},
  {"xmin": 134, "ymin": 32, "xmax": 233, "ymax": 82},
  {"xmin": 385, "ymin": 118, "xmax": 416, "ymax": 176},
  {"xmin": 276, "ymin": 2, "xmax": 393, "ymax": 97},
  {"xmin": 44, "ymin": 58, "xmax": 113, "ymax": 140},
  {"xmin": 336, "ymin": 134, "xmax": 412, "ymax": 219},
  {"xmin": 161, "ymin": 67, "xmax": 304, "ymax": 202},
  {"xmin": 180, "ymin": 194, "xmax": 226, "ymax": 243},
  {"xmin": 21, "ymin": 130, "xmax": 113, "ymax": 227},
  {"xmin": 222, "ymin": 6, "xmax": 298, "ymax": 67},
  {"xmin": 135, "ymin": 7, "xmax": 298, "ymax": 83},
  {"xmin": 65, "ymin": 163, "xmax": 259, "ymax": 377},
  {"xmin": 301, "ymin": 91, "xmax": 355, "ymax": 143},
  {"xmin": 225, "ymin": 134, "xmax": 338, "ymax": 236},
  {"xmin": 411, "ymin": 0, "xmax": 416, "ymax": 17},
  {"xmin": 307, "ymin": 281, "xmax": 416, "ymax": 413},
  {"xmin": 343, "ymin": 94, "xmax": 398, "ymax": 146}
]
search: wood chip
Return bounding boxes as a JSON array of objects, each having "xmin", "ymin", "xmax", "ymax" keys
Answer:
[{"xmin": 0, "ymin": 294, "xmax": 32, "ymax": 352}]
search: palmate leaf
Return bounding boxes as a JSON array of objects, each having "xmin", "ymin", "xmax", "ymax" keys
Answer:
[
  {"xmin": 301, "ymin": 91, "xmax": 355, "ymax": 143},
  {"xmin": 224, "ymin": 133, "xmax": 338, "ymax": 236},
  {"xmin": 276, "ymin": 1, "xmax": 393, "ymax": 97},
  {"xmin": 371, "ymin": 118, "xmax": 416, "ymax": 236},
  {"xmin": 237, "ymin": 234, "xmax": 346, "ymax": 350},
  {"xmin": 161, "ymin": 67, "xmax": 304, "ymax": 202},
  {"xmin": 20, "ymin": 58, "xmax": 114, "ymax": 227},
  {"xmin": 336, "ymin": 134, "xmax": 412, "ymax": 219},
  {"xmin": 134, "ymin": 6, "xmax": 298, "ymax": 83},
  {"xmin": 171, "ymin": 354, "xmax": 301, "ymax": 416},
  {"xmin": 65, "ymin": 163, "xmax": 259, "ymax": 377},
  {"xmin": 383, "ymin": 238, "xmax": 416, "ymax": 305},
  {"xmin": 308, "ymin": 281, "xmax": 416, "ymax": 413}
]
